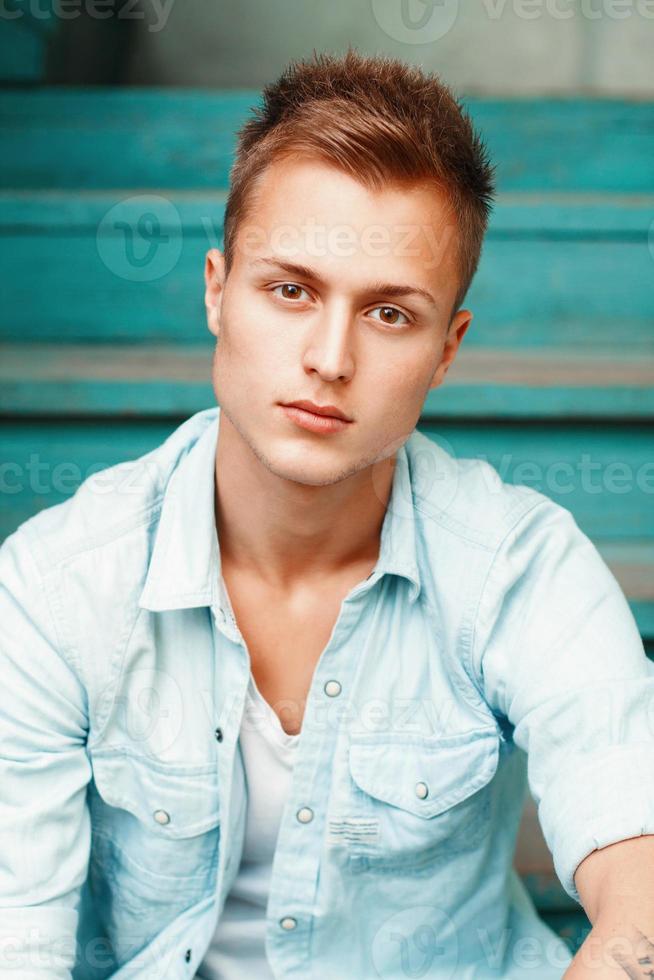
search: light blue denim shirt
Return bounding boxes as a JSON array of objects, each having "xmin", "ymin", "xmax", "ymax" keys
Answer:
[{"xmin": 2, "ymin": 405, "xmax": 654, "ymax": 980}]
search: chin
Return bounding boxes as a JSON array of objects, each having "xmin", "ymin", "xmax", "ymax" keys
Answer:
[
  {"xmin": 264, "ymin": 442, "xmax": 368, "ymax": 488},
  {"xmin": 265, "ymin": 454, "xmax": 348, "ymax": 487}
]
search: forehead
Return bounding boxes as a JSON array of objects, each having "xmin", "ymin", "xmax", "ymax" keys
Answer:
[{"xmin": 234, "ymin": 155, "xmax": 460, "ymax": 297}]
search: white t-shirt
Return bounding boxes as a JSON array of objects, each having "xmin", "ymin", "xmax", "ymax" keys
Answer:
[{"xmin": 197, "ymin": 673, "xmax": 300, "ymax": 979}]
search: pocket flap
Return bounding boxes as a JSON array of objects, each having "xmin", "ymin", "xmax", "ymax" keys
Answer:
[
  {"xmin": 348, "ymin": 727, "xmax": 500, "ymax": 819},
  {"xmin": 91, "ymin": 750, "xmax": 220, "ymax": 838}
]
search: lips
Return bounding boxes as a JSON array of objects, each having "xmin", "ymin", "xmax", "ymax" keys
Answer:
[
  {"xmin": 279, "ymin": 403, "xmax": 352, "ymax": 435},
  {"xmin": 282, "ymin": 400, "xmax": 352, "ymax": 422}
]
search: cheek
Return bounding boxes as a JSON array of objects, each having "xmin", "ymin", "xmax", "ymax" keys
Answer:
[
  {"xmin": 222, "ymin": 299, "xmax": 296, "ymax": 368},
  {"xmin": 214, "ymin": 312, "xmax": 262, "ymax": 379},
  {"xmin": 211, "ymin": 324, "xmax": 251, "ymax": 406},
  {"xmin": 376, "ymin": 359, "xmax": 434, "ymax": 413}
]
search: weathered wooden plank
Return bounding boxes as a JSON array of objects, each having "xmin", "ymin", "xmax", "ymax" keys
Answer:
[
  {"xmin": 490, "ymin": 194, "xmax": 654, "ymax": 235},
  {"xmin": 1, "ymin": 344, "xmax": 653, "ymax": 419},
  {"xmin": 0, "ymin": 419, "xmax": 175, "ymax": 544},
  {"xmin": 0, "ymin": 89, "xmax": 255, "ymax": 190},
  {"xmin": 471, "ymin": 99, "xmax": 654, "ymax": 195},
  {"xmin": 1, "ymin": 234, "xmax": 652, "ymax": 348},
  {"xmin": 1, "ymin": 92, "xmax": 652, "ymax": 192},
  {"xmin": 421, "ymin": 422, "xmax": 654, "ymax": 543},
  {"xmin": 467, "ymin": 238, "xmax": 654, "ymax": 350},
  {"xmin": 430, "ymin": 347, "xmax": 654, "ymax": 418},
  {"xmin": 0, "ymin": 190, "xmax": 230, "ymax": 229},
  {"xmin": 2, "ymin": 190, "xmax": 652, "ymax": 234}
]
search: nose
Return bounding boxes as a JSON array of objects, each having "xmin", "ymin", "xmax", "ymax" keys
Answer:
[{"xmin": 301, "ymin": 305, "xmax": 355, "ymax": 383}]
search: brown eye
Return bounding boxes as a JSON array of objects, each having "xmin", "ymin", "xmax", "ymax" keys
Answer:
[
  {"xmin": 272, "ymin": 283, "xmax": 308, "ymax": 301},
  {"xmin": 369, "ymin": 305, "xmax": 410, "ymax": 328}
]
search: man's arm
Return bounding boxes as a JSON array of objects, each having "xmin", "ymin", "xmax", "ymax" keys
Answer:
[
  {"xmin": 562, "ymin": 835, "xmax": 654, "ymax": 978},
  {"xmin": 473, "ymin": 498, "xmax": 654, "ymax": 932},
  {"xmin": 0, "ymin": 528, "xmax": 91, "ymax": 979}
]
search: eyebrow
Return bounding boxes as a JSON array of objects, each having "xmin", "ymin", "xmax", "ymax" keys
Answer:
[{"xmin": 250, "ymin": 257, "xmax": 439, "ymax": 310}]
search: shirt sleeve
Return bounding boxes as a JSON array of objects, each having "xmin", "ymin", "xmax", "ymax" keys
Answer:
[
  {"xmin": 472, "ymin": 496, "xmax": 654, "ymax": 906},
  {"xmin": 0, "ymin": 527, "xmax": 92, "ymax": 979}
]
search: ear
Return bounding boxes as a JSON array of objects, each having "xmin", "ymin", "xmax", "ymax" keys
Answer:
[
  {"xmin": 205, "ymin": 248, "xmax": 226, "ymax": 339},
  {"xmin": 427, "ymin": 309, "xmax": 473, "ymax": 392}
]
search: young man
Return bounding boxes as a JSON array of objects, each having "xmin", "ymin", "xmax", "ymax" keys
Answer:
[{"xmin": 1, "ymin": 48, "xmax": 653, "ymax": 980}]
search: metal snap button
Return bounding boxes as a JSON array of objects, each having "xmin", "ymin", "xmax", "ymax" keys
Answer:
[
  {"xmin": 215, "ymin": 726, "xmax": 224, "ymax": 742},
  {"xmin": 153, "ymin": 809, "xmax": 171, "ymax": 825},
  {"xmin": 184, "ymin": 948, "xmax": 192, "ymax": 963},
  {"xmin": 324, "ymin": 680, "xmax": 342, "ymax": 697},
  {"xmin": 296, "ymin": 806, "xmax": 314, "ymax": 824},
  {"xmin": 415, "ymin": 781, "xmax": 429, "ymax": 800},
  {"xmin": 280, "ymin": 916, "xmax": 297, "ymax": 930}
]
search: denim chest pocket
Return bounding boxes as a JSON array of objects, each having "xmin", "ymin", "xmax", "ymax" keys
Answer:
[
  {"xmin": 342, "ymin": 727, "xmax": 500, "ymax": 874},
  {"xmin": 88, "ymin": 750, "xmax": 221, "ymax": 918}
]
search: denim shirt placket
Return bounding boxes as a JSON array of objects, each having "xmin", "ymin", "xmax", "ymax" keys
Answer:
[{"xmin": 210, "ymin": 568, "xmax": 381, "ymax": 977}]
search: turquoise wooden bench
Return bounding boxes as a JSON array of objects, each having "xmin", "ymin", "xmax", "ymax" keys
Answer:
[
  {"xmin": 1, "ymin": 89, "xmax": 652, "ymax": 956},
  {"xmin": 0, "ymin": 7, "xmax": 58, "ymax": 85}
]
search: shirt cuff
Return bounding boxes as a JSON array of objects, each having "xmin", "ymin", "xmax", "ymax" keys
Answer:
[{"xmin": 538, "ymin": 742, "xmax": 654, "ymax": 905}]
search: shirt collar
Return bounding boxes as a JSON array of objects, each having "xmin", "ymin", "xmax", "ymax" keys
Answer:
[
  {"xmin": 138, "ymin": 411, "xmax": 221, "ymax": 612},
  {"xmin": 372, "ymin": 438, "xmax": 422, "ymax": 603},
  {"xmin": 138, "ymin": 406, "xmax": 422, "ymax": 612}
]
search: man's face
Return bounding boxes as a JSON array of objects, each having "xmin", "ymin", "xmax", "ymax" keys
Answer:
[{"xmin": 205, "ymin": 155, "xmax": 473, "ymax": 487}]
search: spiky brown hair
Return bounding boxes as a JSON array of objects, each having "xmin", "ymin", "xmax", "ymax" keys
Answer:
[{"xmin": 222, "ymin": 46, "xmax": 496, "ymax": 321}]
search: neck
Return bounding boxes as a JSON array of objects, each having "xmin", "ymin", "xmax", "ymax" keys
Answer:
[{"xmin": 213, "ymin": 411, "xmax": 395, "ymax": 591}]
